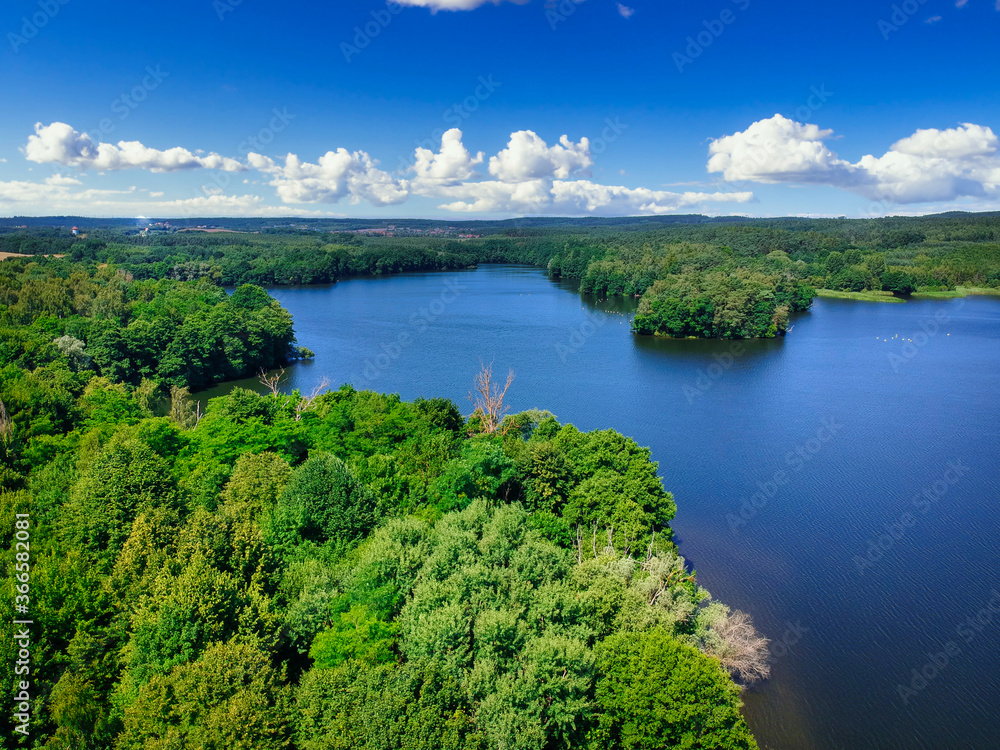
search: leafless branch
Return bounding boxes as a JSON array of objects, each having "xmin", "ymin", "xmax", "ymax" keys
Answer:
[
  {"xmin": 258, "ymin": 368, "xmax": 286, "ymax": 397},
  {"xmin": 707, "ymin": 609, "xmax": 772, "ymax": 685},
  {"xmin": 295, "ymin": 376, "xmax": 331, "ymax": 421},
  {"xmin": 468, "ymin": 360, "xmax": 515, "ymax": 434}
]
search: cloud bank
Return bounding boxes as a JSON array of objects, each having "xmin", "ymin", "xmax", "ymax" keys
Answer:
[
  {"xmin": 20, "ymin": 123, "xmax": 752, "ymax": 216},
  {"xmin": 25, "ymin": 122, "xmax": 246, "ymax": 173},
  {"xmin": 708, "ymin": 114, "xmax": 1000, "ymax": 204}
]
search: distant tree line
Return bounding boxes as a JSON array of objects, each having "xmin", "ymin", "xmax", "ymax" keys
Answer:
[{"xmin": 5, "ymin": 212, "xmax": 1000, "ymax": 340}]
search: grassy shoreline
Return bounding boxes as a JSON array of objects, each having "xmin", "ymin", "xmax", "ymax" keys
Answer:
[
  {"xmin": 911, "ymin": 286, "xmax": 1000, "ymax": 299},
  {"xmin": 818, "ymin": 287, "xmax": 1000, "ymax": 303},
  {"xmin": 815, "ymin": 289, "xmax": 905, "ymax": 303}
]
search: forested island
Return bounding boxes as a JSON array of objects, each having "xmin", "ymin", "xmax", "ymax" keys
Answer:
[
  {"xmin": 1, "ymin": 264, "xmax": 767, "ymax": 747},
  {"xmin": 4, "ymin": 211, "xmax": 999, "ymax": 341}
]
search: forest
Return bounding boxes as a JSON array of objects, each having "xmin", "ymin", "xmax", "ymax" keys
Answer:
[
  {"xmin": 0, "ymin": 260, "xmax": 767, "ymax": 748},
  {"xmin": 3, "ymin": 211, "xmax": 999, "ymax": 340}
]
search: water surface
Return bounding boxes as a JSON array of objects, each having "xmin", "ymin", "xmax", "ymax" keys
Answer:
[{"xmin": 206, "ymin": 265, "xmax": 1000, "ymax": 750}]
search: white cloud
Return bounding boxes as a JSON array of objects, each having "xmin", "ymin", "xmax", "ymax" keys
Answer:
[
  {"xmin": 955, "ymin": 0, "xmax": 969, "ymax": 7},
  {"xmin": 550, "ymin": 181, "xmax": 752, "ymax": 215},
  {"xmin": 411, "ymin": 128, "xmax": 484, "ymax": 186},
  {"xmin": 249, "ymin": 149, "xmax": 408, "ymax": 205},
  {"xmin": 437, "ymin": 178, "xmax": 751, "ymax": 215},
  {"xmin": 708, "ymin": 114, "xmax": 1000, "ymax": 204},
  {"xmin": 488, "ymin": 130, "xmax": 592, "ymax": 181},
  {"xmin": 617, "ymin": 3, "xmax": 635, "ymax": 18},
  {"xmin": 925, "ymin": 15, "xmax": 942, "ymax": 22},
  {"xmin": 25, "ymin": 122, "xmax": 246, "ymax": 173},
  {"xmin": 0, "ymin": 178, "xmax": 329, "ymax": 217},
  {"xmin": 14, "ymin": 122, "xmax": 755, "ymax": 216},
  {"xmin": 45, "ymin": 174, "xmax": 83, "ymax": 186},
  {"xmin": 393, "ymin": 0, "xmax": 530, "ymax": 10}
]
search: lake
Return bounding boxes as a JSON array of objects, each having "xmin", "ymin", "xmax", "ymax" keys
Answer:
[{"xmin": 205, "ymin": 265, "xmax": 1000, "ymax": 750}]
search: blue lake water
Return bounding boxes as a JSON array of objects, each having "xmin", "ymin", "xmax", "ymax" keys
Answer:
[{"xmin": 208, "ymin": 265, "xmax": 1000, "ymax": 749}]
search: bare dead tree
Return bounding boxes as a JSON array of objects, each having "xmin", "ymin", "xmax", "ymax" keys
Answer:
[
  {"xmin": 468, "ymin": 361, "xmax": 515, "ymax": 434},
  {"xmin": 708, "ymin": 609, "xmax": 772, "ymax": 685},
  {"xmin": 258, "ymin": 368, "xmax": 286, "ymax": 397},
  {"xmin": 295, "ymin": 376, "xmax": 331, "ymax": 421}
]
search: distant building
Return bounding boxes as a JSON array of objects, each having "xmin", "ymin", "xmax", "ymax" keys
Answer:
[{"xmin": 71, "ymin": 226, "xmax": 79, "ymax": 236}]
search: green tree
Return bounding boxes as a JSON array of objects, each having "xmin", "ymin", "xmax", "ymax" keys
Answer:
[
  {"xmin": 118, "ymin": 640, "xmax": 294, "ymax": 750},
  {"xmin": 591, "ymin": 628, "xmax": 758, "ymax": 750},
  {"xmin": 269, "ymin": 452, "xmax": 376, "ymax": 551}
]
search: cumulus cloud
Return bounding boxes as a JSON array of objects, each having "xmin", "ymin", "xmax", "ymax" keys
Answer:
[
  {"xmin": 249, "ymin": 149, "xmax": 408, "ymax": 205},
  {"xmin": 414, "ymin": 130, "xmax": 750, "ymax": 215},
  {"xmin": 17, "ymin": 122, "xmax": 754, "ymax": 216},
  {"xmin": 617, "ymin": 4, "xmax": 635, "ymax": 18},
  {"xmin": 25, "ymin": 122, "xmax": 246, "ymax": 173},
  {"xmin": 393, "ymin": 0, "xmax": 530, "ymax": 10},
  {"xmin": 708, "ymin": 114, "xmax": 1000, "ymax": 204},
  {"xmin": 250, "ymin": 129, "xmax": 748, "ymax": 215},
  {"xmin": 411, "ymin": 128, "xmax": 484, "ymax": 187},
  {"xmin": 437, "ymin": 178, "xmax": 751, "ymax": 215},
  {"xmin": 488, "ymin": 130, "xmax": 592, "ymax": 181},
  {"xmin": 45, "ymin": 173, "xmax": 83, "ymax": 186}
]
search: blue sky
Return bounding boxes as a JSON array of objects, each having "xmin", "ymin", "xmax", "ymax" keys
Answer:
[{"xmin": 1, "ymin": 0, "xmax": 999, "ymax": 218}]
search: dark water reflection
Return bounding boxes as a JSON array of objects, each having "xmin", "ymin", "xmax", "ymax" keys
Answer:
[{"xmin": 203, "ymin": 266, "xmax": 1000, "ymax": 750}]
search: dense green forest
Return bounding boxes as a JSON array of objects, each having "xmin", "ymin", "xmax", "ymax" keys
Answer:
[
  {"xmin": 4, "ymin": 211, "xmax": 999, "ymax": 340},
  {"xmin": 0, "ymin": 268, "xmax": 766, "ymax": 747}
]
